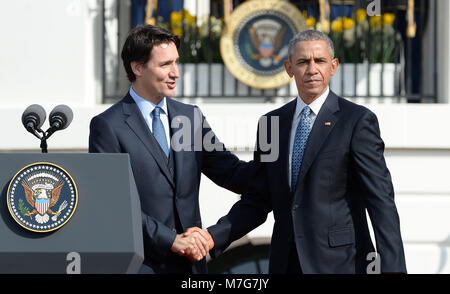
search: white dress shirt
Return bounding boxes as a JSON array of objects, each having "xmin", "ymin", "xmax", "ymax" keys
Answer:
[
  {"xmin": 288, "ymin": 87, "xmax": 329, "ymax": 188},
  {"xmin": 129, "ymin": 86, "xmax": 171, "ymax": 151}
]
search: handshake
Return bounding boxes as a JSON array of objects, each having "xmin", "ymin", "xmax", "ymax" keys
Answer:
[{"xmin": 170, "ymin": 227, "xmax": 215, "ymax": 261}]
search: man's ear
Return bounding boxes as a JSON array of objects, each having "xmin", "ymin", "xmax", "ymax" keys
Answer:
[
  {"xmin": 131, "ymin": 61, "xmax": 143, "ymax": 78},
  {"xmin": 330, "ymin": 58, "xmax": 339, "ymax": 76},
  {"xmin": 284, "ymin": 60, "xmax": 294, "ymax": 78}
]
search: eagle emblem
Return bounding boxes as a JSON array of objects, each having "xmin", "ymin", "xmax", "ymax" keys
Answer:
[
  {"xmin": 220, "ymin": 0, "xmax": 307, "ymax": 89},
  {"xmin": 248, "ymin": 19, "xmax": 287, "ymax": 67},
  {"xmin": 7, "ymin": 162, "xmax": 77, "ymax": 233},
  {"xmin": 22, "ymin": 173, "xmax": 65, "ymax": 224}
]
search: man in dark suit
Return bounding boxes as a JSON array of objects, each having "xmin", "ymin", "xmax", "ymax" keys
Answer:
[
  {"xmin": 199, "ymin": 30, "xmax": 407, "ymax": 274},
  {"xmin": 89, "ymin": 25, "xmax": 248, "ymax": 274}
]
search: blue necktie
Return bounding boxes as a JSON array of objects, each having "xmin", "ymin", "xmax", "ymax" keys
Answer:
[
  {"xmin": 291, "ymin": 106, "xmax": 312, "ymax": 191},
  {"xmin": 152, "ymin": 106, "xmax": 170, "ymax": 157}
]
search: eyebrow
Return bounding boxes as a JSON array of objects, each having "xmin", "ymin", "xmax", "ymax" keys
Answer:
[
  {"xmin": 296, "ymin": 57, "xmax": 327, "ymax": 63},
  {"xmin": 160, "ymin": 57, "xmax": 179, "ymax": 65}
]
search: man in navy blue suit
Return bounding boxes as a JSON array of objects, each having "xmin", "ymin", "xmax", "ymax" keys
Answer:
[
  {"xmin": 89, "ymin": 25, "xmax": 249, "ymax": 274},
  {"xmin": 198, "ymin": 30, "xmax": 407, "ymax": 274}
]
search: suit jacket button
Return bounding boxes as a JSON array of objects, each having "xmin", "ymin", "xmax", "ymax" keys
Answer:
[
  {"xmin": 172, "ymin": 228, "xmax": 176, "ymax": 232},
  {"xmin": 292, "ymin": 204, "xmax": 299, "ymax": 211}
]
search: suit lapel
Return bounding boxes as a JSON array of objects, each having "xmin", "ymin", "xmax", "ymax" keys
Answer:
[
  {"xmin": 270, "ymin": 99, "xmax": 297, "ymax": 195},
  {"xmin": 122, "ymin": 94, "xmax": 175, "ymax": 188},
  {"xmin": 167, "ymin": 98, "xmax": 187, "ymax": 191},
  {"xmin": 295, "ymin": 91, "xmax": 341, "ymax": 190}
]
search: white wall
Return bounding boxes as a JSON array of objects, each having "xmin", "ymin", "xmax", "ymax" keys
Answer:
[{"xmin": 0, "ymin": 0, "xmax": 102, "ymax": 107}]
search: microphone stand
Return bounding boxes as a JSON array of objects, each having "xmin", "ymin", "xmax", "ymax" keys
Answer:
[
  {"xmin": 40, "ymin": 125, "xmax": 59, "ymax": 153},
  {"xmin": 40, "ymin": 136, "xmax": 48, "ymax": 153},
  {"xmin": 35, "ymin": 128, "xmax": 48, "ymax": 153}
]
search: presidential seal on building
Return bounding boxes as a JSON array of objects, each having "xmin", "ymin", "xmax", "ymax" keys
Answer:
[
  {"xmin": 7, "ymin": 162, "xmax": 78, "ymax": 233},
  {"xmin": 220, "ymin": 0, "xmax": 307, "ymax": 89}
]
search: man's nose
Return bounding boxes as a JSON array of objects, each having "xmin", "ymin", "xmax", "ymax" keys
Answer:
[
  {"xmin": 306, "ymin": 60, "xmax": 319, "ymax": 75},
  {"xmin": 170, "ymin": 63, "xmax": 179, "ymax": 78}
]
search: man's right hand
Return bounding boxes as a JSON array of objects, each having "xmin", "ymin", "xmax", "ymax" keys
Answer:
[
  {"xmin": 170, "ymin": 231, "xmax": 210, "ymax": 261},
  {"xmin": 184, "ymin": 227, "xmax": 214, "ymax": 251}
]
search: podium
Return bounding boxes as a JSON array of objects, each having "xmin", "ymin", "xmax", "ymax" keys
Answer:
[{"xmin": 0, "ymin": 153, "xmax": 144, "ymax": 273}]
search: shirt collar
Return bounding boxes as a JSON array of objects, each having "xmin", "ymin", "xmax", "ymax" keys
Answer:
[
  {"xmin": 295, "ymin": 87, "xmax": 329, "ymax": 118},
  {"xmin": 129, "ymin": 86, "xmax": 168, "ymax": 117}
]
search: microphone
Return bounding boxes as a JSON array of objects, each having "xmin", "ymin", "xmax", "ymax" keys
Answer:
[
  {"xmin": 47, "ymin": 104, "xmax": 73, "ymax": 135},
  {"xmin": 21, "ymin": 104, "xmax": 73, "ymax": 153},
  {"xmin": 22, "ymin": 104, "xmax": 46, "ymax": 138}
]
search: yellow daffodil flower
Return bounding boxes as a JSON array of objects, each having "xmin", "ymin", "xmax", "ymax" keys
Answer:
[
  {"xmin": 383, "ymin": 13, "xmax": 396, "ymax": 26},
  {"xmin": 356, "ymin": 8, "xmax": 367, "ymax": 23},
  {"xmin": 306, "ymin": 16, "xmax": 316, "ymax": 28},
  {"xmin": 171, "ymin": 11, "xmax": 182, "ymax": 26},
  {"xmin": 331, "ymin": 17, "xmax": 354, "ymax": 33},
  {"xmin": 370, "ymin": 15, "xmax": 382, "ymax": 29},
  {"xmin": 183, "ymin": 9, "xmax": 196, "ymax": 25}
]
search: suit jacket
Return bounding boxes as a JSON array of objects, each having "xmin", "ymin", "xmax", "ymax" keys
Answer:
[
  {"xmin": 89, "ymin": 93, "xmax": 250, "ymax": 274},
  {"xmin": 209, "ymin": 91, "xmax": 407, "ymax": 274}
]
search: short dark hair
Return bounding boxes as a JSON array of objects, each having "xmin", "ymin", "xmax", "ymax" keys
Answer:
[
  {"xmin": 288, "ymin": 29, "xmax": 335, "ymax": 60},
  {"xmin": 121, "ymin": 24, "xmax": 180, "ymax": 82}
]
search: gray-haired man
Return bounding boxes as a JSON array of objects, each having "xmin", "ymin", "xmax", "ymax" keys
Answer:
[{"xmin": 193, "ymin": 30, "xmax": 407, "ymax": 274}]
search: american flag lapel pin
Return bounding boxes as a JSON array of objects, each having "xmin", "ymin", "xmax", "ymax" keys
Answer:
[{"xmin": 325, "ymin": 122, "xmax": 331, "ymax": 126}]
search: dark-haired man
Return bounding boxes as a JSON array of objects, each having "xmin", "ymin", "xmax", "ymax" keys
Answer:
[{"xmin": 89, "ymin": 25, "xmax": 249, "ymax": 274}]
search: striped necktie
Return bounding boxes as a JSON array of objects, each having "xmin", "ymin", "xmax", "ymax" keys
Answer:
[
  {"xmin": 291, "ymin": 106, "xmax": 312, "ymax": 191},
  {"xmin": 152, "ymin": 106, "xmax": 170, "ymax": 157}
]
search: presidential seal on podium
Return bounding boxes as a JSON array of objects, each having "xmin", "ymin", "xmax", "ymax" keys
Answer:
[
  {"xmin": 220, "ymin": 0, "xmax": 307, "ymax": 89},
  {"xmin": 7, "ymin": 162, "xmax": 78, "ymax": 233}
]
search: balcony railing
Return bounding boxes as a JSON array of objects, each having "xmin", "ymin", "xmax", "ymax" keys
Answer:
[{"xmin": 102, "ymin": 0, "xmax": 437, "ymax": 103}]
